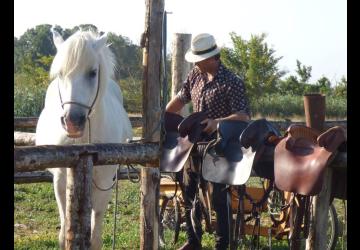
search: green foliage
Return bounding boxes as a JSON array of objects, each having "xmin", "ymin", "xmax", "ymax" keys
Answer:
[
  {"xmin": 14, "ymin": 52, "xmax": 51, "ymax": 117},
  {"xmin": 107, "ymin": 32, "xmax": 143, "ymax": 81},
  {"xmin": 333, "ymin": 76, "xmax": 347, "ymax": 98},
  {"xmin": 295, "ymin": 59, "xmax": 312, "ymax": 83},
  {"xmin": 316, "ymin": 76, "xmax": 332, "ymax": 95},
  {"xmin": 326, "ymin": 95, "xmax": 347, "ymax": 118},
  {"xmin": 14, "ymin": 26, "xmax": 346, "ymax": 117},
  {"xmin": 277, "ymin": 75, "xmax": 305, "ymax": 96},
  {"xmin": 118, "ymin": 78, "xmax": 142, "ymax": 113},
  {"xmin": 14, "ymin": 24, "xmax": 56, "ymax": 73},
  {"xmin": 14, "ymin": 24, "xmax": 145, "ymax": 115},
  {"xmin": 221, "ymin": 32, "xmax": 286, "ymax": 102},
  {"xmin": 251, "ymin": 94, "xmax": 304, "ymax": 118},
  {"xmin": 251, "ymin": 94, "xmax": 347, "ymax": 119},
  {"xmin": 14, "ymin": 84, "xmax": 46, "ymax": 117}
]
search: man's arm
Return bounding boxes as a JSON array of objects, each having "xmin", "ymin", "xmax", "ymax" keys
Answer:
[
  {"xmin": 201, "ymin": 111, "xmax": 250, "ymax": 134},
  {"xmin": 165, "ymin": 96, "xmax": 186, "ymax": 113}
]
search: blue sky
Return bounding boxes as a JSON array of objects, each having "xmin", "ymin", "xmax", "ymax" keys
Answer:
[{"xmin": 14, "ymin": 0, "xmax": 346, "ymax": 84}]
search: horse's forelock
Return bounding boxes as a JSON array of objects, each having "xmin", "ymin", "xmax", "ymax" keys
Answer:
[{"xmin": 50, "ymin": 30, "xmax": 115, "ymax": 80}]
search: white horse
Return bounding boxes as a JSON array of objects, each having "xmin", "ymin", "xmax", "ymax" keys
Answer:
[{"xmin": 35, "ymin": 28, "xmax": 133, "ymax": 249}]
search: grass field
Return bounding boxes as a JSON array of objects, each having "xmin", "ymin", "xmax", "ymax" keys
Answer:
[{"xmin": 14, "ymin": 177, "xmax": 347, "ymax": 249}]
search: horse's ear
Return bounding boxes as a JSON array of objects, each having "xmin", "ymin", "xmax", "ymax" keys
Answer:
[
  {"xmin": 93, "ymin": 33, "xmax": 108, "ymax": 52},
  {"xmin": 51, "ymin": 27, "xmax": 64, "ymax": 50}
]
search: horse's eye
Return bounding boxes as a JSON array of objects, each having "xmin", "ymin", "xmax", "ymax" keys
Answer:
[
  {"xmin": 58, "ymin": 71, "xmax": 64, "ymax": 78},
  {"xmin": 88, "ymin": 69, "xmax": 97, "ymax": 78}
]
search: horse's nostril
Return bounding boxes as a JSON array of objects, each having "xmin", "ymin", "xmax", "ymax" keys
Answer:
[
  {"xmin": 68, "ymin": 112, "xmax": 86, "ymax": 127},
  {"xmin": 60, "ymin": 116, "xmax": 66, "ymax": 129},
  {"xmin": 78, "ymin": 114, "xmax": 86, "ymax": 125}
]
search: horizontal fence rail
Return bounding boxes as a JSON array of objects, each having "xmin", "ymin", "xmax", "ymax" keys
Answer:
[
  {"xmin": 14, "ymin": 116, "xmax": 346, "ymax": 131},
  {"xmin": 14, "ymin": 168, "xmax": 141, "ymax": 184},
  {"xmin": 14, "ymin": 118, "xmax": 347, "ymax": 146},
  {"xmin": 14, "ymin": 115, "xmax": 143, "ymax": 129},
  {"xmin": 14, "ymin": 143, "xmax": 159, "ymax": 172}
]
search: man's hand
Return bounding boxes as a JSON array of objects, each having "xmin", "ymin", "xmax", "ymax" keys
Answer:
[{"xmin": 200, "ymin": 118, "xmax": 219, "ymax": 134}]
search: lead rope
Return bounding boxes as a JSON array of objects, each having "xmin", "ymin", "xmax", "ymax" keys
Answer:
[
  {"xmin": 112, "ymin": 166, "xmax": 119, "ymax": 250},
  {"xmin": 85, "ymin": 109, "xmax": 120, "ymax": 249}
]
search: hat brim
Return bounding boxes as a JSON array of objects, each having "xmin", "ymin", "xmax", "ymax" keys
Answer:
[{"xmin": 185, "ymin": 47, "xmax": 221, "ymax": 63}]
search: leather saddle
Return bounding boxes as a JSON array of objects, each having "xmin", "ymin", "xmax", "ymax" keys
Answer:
[
  {"xmin": 239, "ymin": 119, "xmax": 282, "ymax": 180},
  {"xmin": 160, "ymin": 112, "xmax": 208, "ymax": 172},
  {"xmin": 274, "ymin": 125, "xmax": 346, "ymax": 196},
  {"xmin": 202, "ymin": 120, "xmax": 251, "ymax": 185}
]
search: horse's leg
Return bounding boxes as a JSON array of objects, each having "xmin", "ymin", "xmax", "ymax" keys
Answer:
[
  {"xmin": 90, "ymin": 165, "xmax": 117, "ymax": 250},
  {"xmin": 49, "ymin": 168, "xmax": 67, "ymax": 250}
]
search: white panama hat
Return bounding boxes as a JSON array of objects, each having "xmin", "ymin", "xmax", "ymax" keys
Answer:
[{"xmin": 185, "ymin": 33, "xmax": 221, "ymax": 63}]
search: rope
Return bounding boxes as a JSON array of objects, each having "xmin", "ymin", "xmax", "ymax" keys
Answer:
[{"xmin": 126, "ymin": 164, "xmax": 140, "ymax": 183}]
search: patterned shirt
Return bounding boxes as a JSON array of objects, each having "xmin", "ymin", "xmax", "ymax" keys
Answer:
[{"xmin": 177, "ymin": 62, "xmax": 250, "ymax": 119}]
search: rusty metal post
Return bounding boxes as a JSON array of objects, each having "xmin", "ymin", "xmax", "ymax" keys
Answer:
[
  {"xmin": 303, "ymin": 93, "xmax": 326, "ymax": 132},
  {"xmin": 65, "ymin": 154, "xmax": 94, "ymax": 250},
  {"xmin": 303, "ymin": 94, "xmax": 331, "ymax": 250}
]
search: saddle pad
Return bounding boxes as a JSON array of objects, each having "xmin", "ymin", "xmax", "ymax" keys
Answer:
[
  {"xmin": 202, "ymin": 144, "xmax": 255, "ymax": 185},
  {"xmin": 239, "ymin": 119, "xmax": 282, "ymax": 179},
  {"xmin": 160, "ymin": 112, "xmax": 208, "ymax": 173},
  {"xmin": 160, "ymin": 133, "xmax": 194, "ymax": 172},
  {"xmin": 274, "ymin": 125, "xmax": 330, "ymax": 196}
]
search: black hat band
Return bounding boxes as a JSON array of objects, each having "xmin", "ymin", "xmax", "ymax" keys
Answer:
[{"xmin": 192, "ymin": 45, "xmax": 217, "ymax": 55}]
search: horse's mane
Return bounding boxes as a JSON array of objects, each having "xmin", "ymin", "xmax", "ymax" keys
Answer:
[{"xmin": 50, "ymin": 30, "xmax": 116, "ymax": 81}]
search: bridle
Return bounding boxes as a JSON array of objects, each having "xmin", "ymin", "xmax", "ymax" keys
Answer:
[
  {"xmin": 58, "ymin": 66, "xmax": 118, "ymax": 192},
  {"xmin": 58, "ymin": 67, "xmax": 101, "ymax": 119}
]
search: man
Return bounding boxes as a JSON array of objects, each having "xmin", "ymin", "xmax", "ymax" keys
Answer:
[{"xmin": 166, "ymin": 33, "xmax": 251, "ymax": 250}]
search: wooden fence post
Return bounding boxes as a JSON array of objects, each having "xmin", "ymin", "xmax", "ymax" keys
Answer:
[
  {"xmin": 65, "ymin": 153, "xmax": 94, "ymax": 250},
  {"xmin": 140, "ymin": 0, "xmax": 164, "ymax": 249},
  {"xmin": 171, "ymin": 33, "xmax": 192, "ymax": 116},
  {"xmin": 304, "ymin": 94, "xmax": 331, "ymax": 250}
]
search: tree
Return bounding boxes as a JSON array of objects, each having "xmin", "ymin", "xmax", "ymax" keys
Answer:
[
  {"xmin": 14, "ymin": 24, "xmax": 56, "ymax": 73},
  {"xmin": 277, "ymin": 75, "xmax": 306, "ymax": 95},
  {"xmin": 333, "ymin": 76, "xmax": 347, "ymax": 98},
  {"xmin": 295, "ymin": 60, "xmax": 312, "ymax": 83},
  {"xmin": 221, "ymin": 32, "xmax": 286, "ymax": 101},
  {"xmin": 277, "ymin": 60, "xmax": 315, "ymax": 96},
  {"xmin": 316, "ymin": 76, "xmax": 332, "ymax": 95},
  {"xmin": 107, "ymin": 32, "xmax": 143, "ymax": 81}
]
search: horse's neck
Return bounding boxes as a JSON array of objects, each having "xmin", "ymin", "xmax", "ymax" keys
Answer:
[{"xmin": 86, "ymin": 79, "xmax": 132, "ymax": 143}]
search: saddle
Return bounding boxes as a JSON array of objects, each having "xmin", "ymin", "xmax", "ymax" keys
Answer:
[
  {"xmin": 274, "ymin": 125, "xmax": 346, "ymax": 196},
  {"xmin": 319, "ymin": 126, "xmax": 347, "ymax": 202},
  {"xmin": 202, "ymin": 120, "xmax": 251, "ymax": 185},
  {"xmin": 239, "ymin": 119, "xmax": 282, "ymax": 179},
  {"xmin": 160, "ymin": 112, "xmax": 208, "ymax": 172}
]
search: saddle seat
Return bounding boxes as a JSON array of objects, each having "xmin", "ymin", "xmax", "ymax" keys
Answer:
[{"xmin": 274, "ymin": 125, "xmax": 346, "ymax": 196}]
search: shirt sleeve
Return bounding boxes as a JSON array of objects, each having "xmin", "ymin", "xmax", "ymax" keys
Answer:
[
  {"xmin": 228, "ymin": 77, "xmax": 251, "ymax": 116},
  {"xmin": 176, "ymin": 74, "xmax": 192, "ymax": 104}
]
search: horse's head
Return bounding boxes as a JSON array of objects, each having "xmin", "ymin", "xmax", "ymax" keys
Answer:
[{"xmin": 50, "ymin": 28, "xmax": 115, "ymax": 138}]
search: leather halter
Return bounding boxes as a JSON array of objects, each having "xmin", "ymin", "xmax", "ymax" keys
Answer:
[{"xmin": 58, "ymin": 67, "xmax": 101, "ymax": 118}]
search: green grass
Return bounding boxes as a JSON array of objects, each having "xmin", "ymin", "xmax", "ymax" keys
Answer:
[{"xmin": 14, "ymin": 178, "xmax": 347, "ymax": 249}]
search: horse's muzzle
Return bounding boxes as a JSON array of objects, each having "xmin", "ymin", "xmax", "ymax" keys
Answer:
[{"xmin": 61, "ymin": 112, "xmax": 86, "ymax": 138}]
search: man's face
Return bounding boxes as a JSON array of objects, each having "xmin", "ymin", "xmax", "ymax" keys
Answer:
[{"xmin": 195, "ymin": 56, "xmax": 216, "ymax": 73}]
